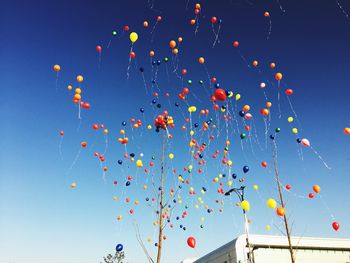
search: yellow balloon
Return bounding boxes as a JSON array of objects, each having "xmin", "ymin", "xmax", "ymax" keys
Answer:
[
  {"xmin": 288, "ymin": 117, "xmax": 294, "ymax": 123},
  {"xmin": 143, "ymin": 185, "xmax": 147, "ymax": 190},
  {"xmin": 113, "ymin": 196, "xmax": 117, "ymax": 201},
  {"xmin": 129, "ymin": 32, "xmax": 138, "ymax": 43},
  {"xmin": 188, "ymin": 106, "xmax": 197, "ymax": 112},
  {"xmin": 190, "ymin": 130, "xmax": 194, "ymax": 136},
  {"xmin": 253, "ymin": 185, "xmax": 258, "ymax": 190},
  {"xmin": 236, "ymin": 93, "xmax": 241, "ymax": 101},
  {"xmin": 76, "ymin": 75, "xmax": 84, "ymax": 83},
  {"xmin": 75, "ymin": 88, "xmax": 81, "ymax": 94},
  {"xmin": 70, "ymin": 182, "xmax": 76, "ymax": 188},
  {"xmin": 266, "ymin": 225, "xmax": 271, "ymax": 231},
  {"xmin": 266, "ymin": 198, "xmax": 277, "ymax": 209},
  {"xmin": 195, "ymin": 205, "xmax": 199, "ymax": 209},
  {"xmin": 147, "ymin": 125, "xmax": 152, "ymax": 129},
  {"xmin": 241, "ymin": 200, "xmax": 250, "ymax": 211},
  {"xmin": 228, "ymin": 91, "xmax": 233, "ymax": 98},
  {"xmin": 136, "ymin": 159, "xmax": 143, "ymax": 168},
  {"xmin": 214, "ymin": 177, "xmax": 219, "ymax": 182},
  {"xmin": 188, "ymin": 165, "xmax": 193, "ymax": 170},
  {"xmin": 103, "ymin": 129, "xmax": 108, "ymax": 134},
  {"xmin": 227, "ymin": 160, "xmax": 232, "ymax": 166},
  {"xmin": 292, "ymin": 128, "xmax": 298, "ymax": 134},
  {"xmin": 228, "ymin": 181, "xmax": 233, "ymax": 186},
  {"xmin": 169, "ymin": 153, "xmax": 174, "ymax": 159}
]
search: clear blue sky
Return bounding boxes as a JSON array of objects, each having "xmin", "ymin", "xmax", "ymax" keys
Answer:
[{"xmin": 1, "ymin": 0, "xmax": 350, "ymax": 262}]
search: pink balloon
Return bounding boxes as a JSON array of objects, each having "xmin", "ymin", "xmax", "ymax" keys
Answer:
[{"xmin": 301, "ymin": 138, "xmax": 310, "ymax": 147}]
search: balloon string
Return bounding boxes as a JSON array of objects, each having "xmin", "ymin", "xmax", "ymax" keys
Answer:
[
  {"xmin": 107, "ymin": 38, "xmax": 112, "ymax": 49},
  {"xmin": 267, "ymin": 17, "xmax": 272, "ymax": 40},
  {"xmin": 277, "ymin": 80, "xmax": 282, "ymax": 119},
  {"xmin": 127, "ymin": 44, "xmax": 133, "ymax": 80},
  {"xmin": 59, "ymin": 136, "xmax": 64, "ymax": 160},
  {"xmin": 66, "ymin": 148, "xmax": 82, "ymax": 175},
  {"xmin": 142, "ymin": 73, "xmax": 148, "ymax": 95},
  {"xmin": 55, "ymin": 72, "xmax": 59, "ymax": 92},
  {"xmin": 286, "ymin": 95, "xmax": 303, "ymax": 132},
  {"xmin": 276, "ymin": 0, "xmax": 286, "ymax": 13},
  {"xmin": 310, "ymin": 146, "xmax": 331, "ymax": 170},
  {"xmin": 212, "ymin": 24, "xmax": 221, "ymax": 48},
  {"xmin": 336, "ymin": 0, "xmax": 350, "ymax": 20},
  {"xmin": 194, "ymin": 15, "xmax": 200, "ymax": 35},
  {"xmin": 78, "ymin": 102, "xmax": 82, "ymax": 119}
]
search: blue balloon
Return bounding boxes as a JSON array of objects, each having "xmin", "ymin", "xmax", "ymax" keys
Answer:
[
  {"xmin": 140, "ymin": 108, "xmax": 145, "ymax": 113},
  {"xmin": 243, "ymin": 166, "xmax": 249, "ymax": 173},
  {"xmin": 232, "ymin": 173, "xmax": 237, "ymax": 179},
  {"xmin": 239, "ymin": 111, "xmax": 245, "ymax": 117},
  {"xmin": 116, "ymin": 244, "xmax": 123, "ymax": 252},
  {"xmin": 122, "ymin": 121, "xmax": 126, "ymax": 126}
]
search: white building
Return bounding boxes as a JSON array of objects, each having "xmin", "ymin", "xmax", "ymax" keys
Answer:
[{"xmin": 191, "ymin": 235, "xmax": 350, "ymax": 263}]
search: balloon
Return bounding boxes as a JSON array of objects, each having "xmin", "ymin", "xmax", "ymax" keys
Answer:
[
  {"xmin": 292, "ymin": 128, "xmax": 298, "ymax": 134},
  {"xmin": 264, "ymin": 11, "xmax": 270, "ymax": 17},
  {"xmin": 169, "ymin": 40, "xmax": 176, "ymax": 48},
  {"xmin": 211, "ymin": 16, "xmax": 217, "ymax": 24},
  {"xmin": 70, "ymin": 182, "xmax": 76, "ymax": 188},
  {"xmin": 313, "ymin": 184, "xmax": 321, "ymax": 193},
  {"xmin": 123, "ymin": 25, "xmax": 129, "ymax": 31},
  {"xmin": 285, "ymin": 89, "xmax": 293, "ymax": 96},
  {"xmin": 233, "ymin": 41, "xmax": 239, "ymax": 47},
  {"xmin": 59, "ymin": 130, "xmax": 64, "ymax": 136},
  {"xmin": 286, "ymin": 184, "xmax": 292, "ymax": 190},
  {"xmin": 96, "ymin": 45, "xmax": 102, "ymax": 53},
  {"xmin": 276, "ymin": 207, "xmax": 285, "ymax": 217},
  {"xmin": 169, "ymin": 153, "xmax": 174, "ymax": 159},
  {"xmin": 235, "ymin": 94, "xmax": 241, "ymax": 101},
  {"xmin": 252, "ymin": 60, "xmax": 258, "ymax": 67},
  {"xmin": 266, "ymin": 225, "xmax": 271, "ymax": 231},
  {"xmin": 344, "ymin": 127, "xmax": 350, "ymax": 135},
  {"xmin": 260, "ymin": 82, "xmax": 266, "ymax": 88},
  {"xmin": 253, "ymin": 185, "xmax": 258, "ymax": 190},
  {"xmin": 243, "ymin": 166, "xmax": 249, "ymax": 173},
  {"xmin": 129, "ymin": 32, "xmax": 138, "ymax": 43},
  {"xmin": 53, "ymin": 64, "xmax": 61, "ymax": 72},
  {"xmin": 270, "ymin": 62, "xmax": 276, "ymax": 69},
  {"xmin": 157, "ymin": 16, "xmax": 162, "ymax": 21},
  {"xmin": 76, "ymin": 75, "xmax": 84, "ymax": 83},
  {"xmin": 301, "ymin": 138, "xmax": 310, "ymax": 147},
  {"xmin": 188, "ymin": 106, "xmax": 197, "ymax": 113},
  {"xmin": 214, "ymin": 89, "xmax": 227, "ymax": 101},
  {"xmin": 198, "ymin": 57, "xmax": 205, "ymax": 64},
  {"xmin": 332, "ymin": 222, "xmax": 340, "ymax": 231},
  {"xmin": 143, "ymin": 21, "xmax": 148, "ymax": 27},
  {"xmin": 266, "ymin": 198, "xmax": 277, "ymax": 209},
  {"xmin": 241, "ymin": 200, "xmax": 250, "ymax": 211},
  {"xmin": 136, "ymin": 160, "xmax": 143, "ymax": 168},
  {"xmin": 308, "ymin": 193, "xmax": 314, "ymax": 199},
  {"xmin": 116, "ymin": 244, "xmax": 123, "ymax": 252},
  {"xmin": 261, "ymin": 161, "xmax": 267, "ymax": 168},
  {"xmin": 187, "ymin": 237, "xmax": 196, "ymax": 248},
  {"xmin": 288, "ymin": 117, "xmax": 294, "ymax": 123},
  {"xmin": 275, "ymin": 72, "xmax": 283, "ymax": 81},
  {"xmin": 81, "ymin": 141, "xmax": 87, "ymax": 147}
]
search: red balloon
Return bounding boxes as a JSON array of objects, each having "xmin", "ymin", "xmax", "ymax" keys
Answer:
[
  {"xmin": 92, "ymin": 124, "xmax": 99, "ymax": 130},
  {"xmin": 332, "ymin": 222, "xmax": 340, "ymax": 231},
  {"xmin": 211, "ymin": 16, "xmax": 217, "ymax": 24},
  {"xmin": 187, "ymin": 237, "xmax": 196, "ymax": 248},
  {"xmin": 261, "ymin": 161, "xmax": 267, "ymax": 168},
  {"xmin": 157, "ymin": 16, "xmax": 162, "ymax": 21},
  {"xmin": 82, "ymin": 102, "xmax": 90, "ymax": 109},
  {"xmin": 123, "ymin": 25, "xmax": 129, "ymax": 31},
  {"xmin": 183, "ymin": 87, "xmax": 189, "ymax": 94},
  {"xmin": 285, "ymin": 89, "xmax": 293, "ymax": 96},
  {"xmin": 96, "ymin": 45, "xmax": 102, "ymax": 53},
  {"xmin": 211, "ymin": 77, "xmax": 217, "ymax": 83},
  {"xmin": 285, "ymin": 184, "xmax": 292, "ymax": 190},
  {"xmin": 59, "ymin": 130, "xmax": 64, "ymax": 136},
  {"xmin": 233, "ymin": 41, "xmax": 239, "ymax": 47},
  {"xmin": 181, "ymin": 69, "xmax": 187, "ymax": 75},
  {"xmin": 308, "ymin": 193, "xmax": 314, "ymax": 199},
  {"xmin": 130, "ymin": 51, "xmax": 136, "ymax": 59},
  {"xmin": 214, "ymin": 89, "xmax": 227, "ymax": 101}
]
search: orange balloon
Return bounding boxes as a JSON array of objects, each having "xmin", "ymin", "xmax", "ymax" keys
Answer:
[
  {"xmin": 178, "ymin": 37, "xmax": 183, "ymax": 43},
  {"xmin": 198, "ymin": 57, "xmax": 205, "ymax": 64},
  {"xmin": 264, "ymin": 11, "xmax": 270, "ymax": 17},
  {"xmin": 74, "ymin": 94, "xmax": 81, "ymax": 100},
  {"xmin": 143, "ymin": 21, "xmax": 148, "ymax": 27},
  {"xmin": 195, "ymin": 3, "xmax": 201, "ymax": 9},
  {"xmin": 252, "ymin": 60, "xmax": 258, "ymax": 67},
  {"xmin": 173, "ymin": 48, "xmax": 179, "ymax": 55},
  {"xmin": 150, "ymin": 51, "xmax": 155, "ymax": 57},
  {"xmin": 344, "ymin": 127, "xmax": 350, "ymax": 135},
  {"xmin": 313, "ymin": 185, "xmax": 321, "ymax": 194},
  {"xmin": 77, "ymin": 75, "xmax": 84, "ymax": 83},
  {"xmin": 53, "ymin": 64, "xmax": 61, "ymax": 72},
  {"xmin": 275, "ymin": 72, "xmax": 283, "ymax": 81},
  {"xmin": 266, "ymin": 102, "xmax": 272, "ymax": 108},
  {"xmin": 243, "ymin": 105, "xmax": 250, "ymax": 112},
  {"xmin": 81, "ymin": 141, "xmax": 87, "ymax": 147},
  {"xmin": 190, "ymin": 19, "xmax": 196, "ymax": 25},
  {"xmin": 270, "ymin": 62, "xmax": 276, "ymax": 69},
  {"xmin": 276, "ymin": 207, "xmax": 285, "ymax": 217},
  {"xmin": 169, "ymin": 40, "xmax": 176, "ymax": 49}
]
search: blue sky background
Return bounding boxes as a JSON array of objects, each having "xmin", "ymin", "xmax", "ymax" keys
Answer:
[{"xmin": 1, "ymin": 0, "xmax": 350, "ymax": 262}]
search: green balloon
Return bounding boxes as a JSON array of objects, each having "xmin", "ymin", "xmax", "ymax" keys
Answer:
[
  {"xmin": 275, "ymin": 128, "xmax": 281, "ymax": 133},
  {"xmin": 199, "ymin": 80, "xmax": 204, "ymax": 84},
  {"xmin": 240, "ymin": 133, "xmax": 246, "ymax": 139},
  {"xmin": 187, "ymin": 80, "xmax": 192, "ymax": 85},
  {"xmin": 112, "ymin": 31, "xmax": 117, "ymax": 36},
  {"xmin": 224, "ymin": 147, "xmax": 229, "ymax": 151},
  {"xmin": 163, "ymin": 57, "xmax": 169, "ymax": 62}
]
